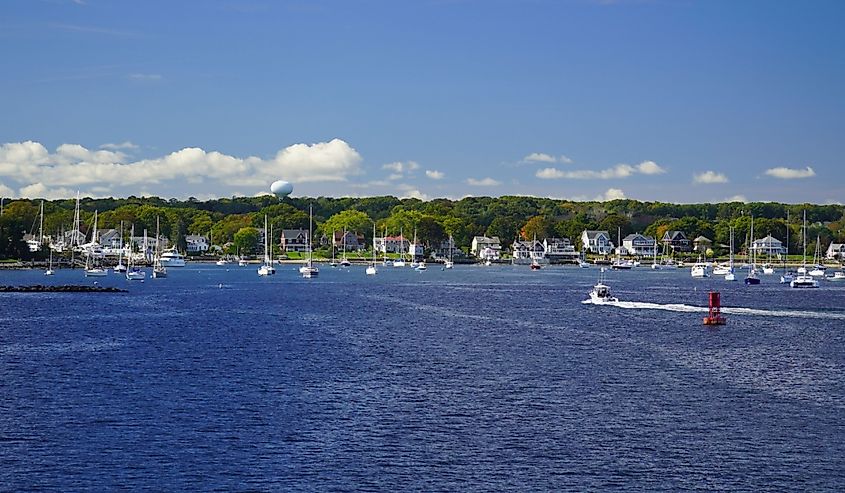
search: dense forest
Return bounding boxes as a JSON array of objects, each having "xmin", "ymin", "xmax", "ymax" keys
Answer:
[{"xmin": 1, "ymin": 195, "xmax": 844, "ymax": 260}]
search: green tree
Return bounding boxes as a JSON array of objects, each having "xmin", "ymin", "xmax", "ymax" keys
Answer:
[
  {"xmin": 233, "ymin": 227, "xmax": 261, "ymax": 255},
  {"xmin": 321, "ymin": 210, "xmax": 372, "ymax": 237}
]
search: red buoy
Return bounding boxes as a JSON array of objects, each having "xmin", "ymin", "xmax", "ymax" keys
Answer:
[{"xmin": 703, "ymin": 291, "xmax": 726, "ymax": 325}]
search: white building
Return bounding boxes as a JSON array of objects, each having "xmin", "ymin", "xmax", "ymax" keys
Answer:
[
  {"xmin": 750, "ymin": 234, "xmax": 786, "ymax": 257},
  {"xmin": 622, "ymin": 233, "xmax": 656, "ymax": 257},
  {"xmin": 826, "ymin": 243, "xmax": 845, "ymax": 260},
  {"xmin": 512, "ymin": 239, "xmax": 546, "ymax": 264},
  {"xmin": 581, "ymin": 230, "xmax": 613, "ymax": 255},
  {"xmin": 186, "ymin": 234, "xmax": 209, "ymax": 254},
  {"xmin": 375, "ymin": 235, "xmax": 410, "ymax": 254},
  {"xmin": 544, "ymin": 237, "xmax": 579, "ymax": 261},
  {"xmin": 471, "ymin": 236, "xmax": 502, "ymax": 258}
]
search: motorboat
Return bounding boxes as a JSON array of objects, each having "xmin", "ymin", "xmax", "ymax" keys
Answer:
[
  {"xmin": 585, "ymin": 281, "xmax": 618, "ymax": 304},
  {"xmin": 791, "ymin": 275, "xmax": 819, "ymax": 288},
  {"xmin": 258, "ymin": 264, "xmax": 276, "ymax": 276},
  {"xmin": 827, "ymin": 271, "xmax": 845, "ymax": 282},
  {"xmin": 415, "ymin": 261, "xmax": 427, "ymax": 271},
  {"xmin": 690, "ymin": 261, "xmax": 709, "ymax": 278},
  {"xmin": 712, "ymin": 264, "xmax": 732, "ymax": 275},
  {"xmin": 724, "ymin": 271, "xmax": 736, "ymax": 281},
  {"xmin": 159, "ymin": 248, "xmax": 186, "ymax": 267},
  {"xmin": 762, "ymin": 263, "xmax": 775, "ymax": 275},
  {"xmin": 366, "ymin": 264, "xmax": 377, "ymax": 275},
  {"xmin": 444, "ymin": 260, "xmax": 454, "ymax": 269}
]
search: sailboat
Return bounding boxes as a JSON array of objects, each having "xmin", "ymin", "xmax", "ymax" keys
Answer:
[
  {"xmin": 329, "ymin": 230, "xmax": 338, "ymax": 267},
  {"xmin": 410, "ymin": 228, "xmax": 420, "ymax": 268},
  {"xmin": 366, "ymin": 223, "xmax": 377, "ymax": 275},
  {"xmin": 339, "ymin": 229, "xmax": 351, "ymax": 267},
  {"xmin": 45, "ymin": 246, "xmax": 55, "ymax": 276},
  {"xmin": 808, "ymin": 235, "xmax": 826, "ymax": 277},
  {"xmin": 126, "ymin": 224, "xmax": 146, "ymax": 280},
  {"xmin": 152, "ymin": 217, "xmax": 167, "ymax": 278},
  {"xmin": 393, "ymin": 228, "xmax": 407, "ymax": 267},
  {"xmin": 258, "ymin": 215, "xmax": 276, "ymax": 276},
  {"xmin": 791, "ymin": 210, "xmax": 819, "ymax": 288},
  {"xmin": 301, "ymin": 205, "xmax": 319, "ymax": 278},
  {"xmin": 723, "ymin": 226, "xmax": 737, "ymax": 281},
  {"xmin": 382, "ymin": 227, "xmax": 391, "ymax": 266},
  {"xmin": 744, "ymin": 215, "xmax": 761, "ymax": 284},
  {"xmin": 529, "ymin": 234, "xmax": 542, "ymax": 270},
  {"xmin": 780, "ymin": 212, "xmax": 795, "ymax": 284},
  {"xmin": 611, "ymin": 227, "xmax": 632, "ymax": 270},
  {"xmin": 84, "ymin": 211, "xmax": 108, "ymax": 277},
  {"xmin": 114, "ymin": 221, "xmax": 127, "ymax": 273},
  {"xmin": 444, "ymin": 235, "xmax": 454, "ymax": 269},
  {"xmin": 650, "ymin": 238, "xmax": 661, "ymax": 270}
]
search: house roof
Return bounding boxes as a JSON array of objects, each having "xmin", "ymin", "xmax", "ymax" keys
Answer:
[
  {"xmin": 663, "ymin": 230, "xmax": 688, "ymax": 241},
  {"xmin": 583, "ymin": 230, "xmax": 610, "ymax": 239},
  {"xmin": 473, "ymin": 236, "xmax": 500, "ymax": 243},
  {"xmin": 693, "ymin": 235, "xmax": 712, "ymax": 243},
  {"xmin": 281, "ymin": 229, "xmax": 307, "ymax": 239}
]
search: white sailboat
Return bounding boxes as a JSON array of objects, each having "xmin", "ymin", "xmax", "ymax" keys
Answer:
[
  {"xmin": 125, "ymin": 224, "xmax": 146, "ymax": 280},
  {"xmin": 791, "ymin": 210, "xmax": 819, "ymax": 288},
  {"xmin": 650, "ymin": 239, "xmax": 661, "ymax": 270},
  {"xmin": 444, "ymin": 235, "xmax": 454, "ymax": 269},
  {"xmin": 366, "ymin": 223, "xmax": 377, "ymax": 275},
  {"xmin": 114, "ymin": 221, "xmax": 127, "ymax": 273},
  {"xmin": 745, "ymin": 216, "xmax": 761, "ymax": 285},
  {"xmin": 780, "ymin": 211, "xmax": 795, "ymax": 284},
  {"xmin": 409, "ymin": 228, "xmax": 420, "ymax": 268},
  {"xmin": 393, "ymin": 228, "xmax": 407, "ymax": 267},
  {"xmin": 258, "ymin": 215, "xmax": 276, "ymax": 276},
  {"xmin": 723, "ymin": 226, "xmax": 736, "ymax": 281},
  {"xmin": 339, "ymin": 229, "xmax": 351, "ymax": 267},
  {"xmin": 329, "ymin": 230, "xmax": 338, "ymax": 267},
  {"xmin": 84, "ymin": 211, "xmax": 108, "ymax": 277},
  {"xmin": 45, "ymin": 247, "xmax": 54, "ymax": 276},
  {"xmin": 808, "ymin": 235, "xmax": 826, "ymax": 277},
  {"xmin": 152, "ymin": 216, "xmax": 167, "ymax": 278},
  {"xmin": 301, "ymin": 206, "xmax": 319, "ymax": 278}
]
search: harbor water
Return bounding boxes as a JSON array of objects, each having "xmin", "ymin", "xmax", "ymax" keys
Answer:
[{"xmin": 1, "ymin": 264, "xmax": 844, "ymax": 490}]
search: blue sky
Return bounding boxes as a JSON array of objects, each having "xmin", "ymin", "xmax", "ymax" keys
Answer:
[{"xmin": 1, "ymin": 0, "xmax": 843, "ymax": 203}]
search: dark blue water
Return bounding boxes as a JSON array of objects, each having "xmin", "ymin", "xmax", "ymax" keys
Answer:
[{"xmin": 1, "ymin": 264, "xmax": 844, "ymax": 491}]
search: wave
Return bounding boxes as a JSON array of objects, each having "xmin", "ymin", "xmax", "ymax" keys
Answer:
[{"xmin": 587, "ymin": 299, "xmax": 845, "ymax": 320}]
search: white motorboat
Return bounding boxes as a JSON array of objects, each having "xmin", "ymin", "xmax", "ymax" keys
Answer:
[
  {"xmin": 690, "ymin": 261, "xmax": 709, "ymax": 278},
  {"xmin": 827, "ymin": 271, "xmax": 845, "ymax": 282},
  {"xmin": 415, "ymin": 261, "xmax": 427, "ymax": 271},
  {"xmin": 159, "ymin": 248, "xmax": 186, "ymax": 267},
  {"xmin": 762, "ymin": 263, "xmax": 775, "ymax": 275},
  {"xmin": 587, "ymin": 282, "xmax": 618, "ymax": 304}
]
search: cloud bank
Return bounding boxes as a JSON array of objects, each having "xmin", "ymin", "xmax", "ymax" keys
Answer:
[
  {"xmin": 523, "ymin": 152, "xmax": 573, "ymax": 164},
  {"xmin": 535, "ymin": 161, "xmax": 666, "ymax": 180},
  {"xmin": 764, "ymin": 166, "xmax": 815, "ymax": 179},
  {"xmin": 0, "ymin": 139, "xmax": 362, "ymax": 199}
]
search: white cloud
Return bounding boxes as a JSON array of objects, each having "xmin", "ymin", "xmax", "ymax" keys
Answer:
[
  {"xmin": 382, "ymin": 161, "xmax": 419, "ymax": 173},
  {"xmin": 597, "ymin": 188, "xmax": 626, "ymax": 201},
  {"xmin": 764, "ymin": 166, "xmax": 815, "ymax": 179},
  {"xmin": 524, "ymin": 152, "xmax": 557, "ymax": 163},
  {"xmin": 523, "ymin": 152, "xmax": 574, "ymax": 164},
  {"xmin": 100, "ymin": 141, "xmax": 138, "ymax": 151},
  {"xmin": 466, "ymin": 177, "xmax": 501, "ymax": 186},
  {"xmin": 18, "ymin": 182, "xmax": 96, "ymax": 200},
  {"xmin": 693, "ymin": 170, "xmax": 729, "ymax": 184},
  {"xmin": 0, "ymin": 138, "xmax": 362, "ymax": 198},
  {"xmin": 425, "ymin": 170, "xmax": 444, "ymax": 180},
  {"xmin": 636, "ymin": 160, "xmax": 666, "ymax": 175},
  {"xmin": 536, "ymin": 160, "xmax": 665, "ymax": 180},
  {"xmin": 723, "ymin": 195, "xmax": 748, "ymax": 203}
]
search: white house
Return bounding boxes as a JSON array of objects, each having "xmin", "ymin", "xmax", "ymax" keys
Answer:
[
  {"xmin": 544, "ymin": 237, "xmax": 579, "ymax": 261},
  {"xmin": 471, "ymin": 236, "xmax": 501, "ymax": 258},
  {"xmin": 622, "ymin": 233, "xmax": 656, "ymax": 257},
  {"xmin": 375, "ymin": 235, "xmax": 410, "ymax": 254},
  {"xmin": 512, "ymin": 239, "xmax": 546, "ymax": 264},
  {"xmin": 826, "ymin": 243, "xmax": 845, "ymax": 260},
  {"xmin": 750, "ymin": 234, "xmax": 786, "ymax": 257},
  {"xmin": 186, "ymin": 234, "xmax": 209, "ymax": 254},
  {"xmin": 408, "ymin": 242, "xmax": 424, "ymax": 259},
  {"xmin": 581, "ymin": 230, "xmax": 613, "ymax": 255}
]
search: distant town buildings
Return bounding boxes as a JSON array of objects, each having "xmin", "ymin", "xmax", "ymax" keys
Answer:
[{"xmin": 580, "ymin": 230, "xmax": 613, "ymax": 255}]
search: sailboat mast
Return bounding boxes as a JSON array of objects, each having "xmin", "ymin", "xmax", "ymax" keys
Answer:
[{"xmin": 38, "ymin": 200, "xmax": 44, "ymax": 246}]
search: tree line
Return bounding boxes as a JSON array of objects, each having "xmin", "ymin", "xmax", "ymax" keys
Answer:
[{"xmin": 1, "ymin": 195, "xmax": 843, "ymax": 259}]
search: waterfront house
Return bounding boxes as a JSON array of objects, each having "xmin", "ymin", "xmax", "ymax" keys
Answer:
[
  {"xmin": 185, "ymin": 234, "xmax": 209, "ymax": 254},
  {"xmin": 332, "ymin": 230, "xmax": 365, "ymax": 251},
  {"xmin": 544, "ymin": 237, "xmax": 579, "ymax": 262},
  {"xmin": 661, "ymin": 230, "xmax": 692, "ymax": 253},
  {"xmin": 375, "ymin": 235, "xmax": 410, "ymax": 254},
  {"xmin": 826, "ymin": 242, "xmax": 845, "ymax": 260},
  {"xmin": 471, "ymin": 236, "xmax": 501, "ymax": 258},
  {"xmin": 693, "ymin": 235, "xmax": 712, "ymax": 254},
  {"xmin": 512, "ymin": 239, "xmax": 546, "ymax": 263},
  {"xmin": 750, "ymin": 235, "xmax": 786, "ymax": 257},
  {"xmin": 580, "ymin": 230, "xmax": 613, "ymax": 255},
  {"xmin": 408, "ymin": 241, "xmax": 424, "ymax": 259},
  {"xmin": 280, "ymin": 229, "xmax": 309, "ymax": 252},
  {"xmin": 622, "ymin": 233, "xmax": 656, "ymax": 257}
]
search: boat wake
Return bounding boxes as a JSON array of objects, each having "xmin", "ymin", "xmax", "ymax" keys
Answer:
[{"xmin": 588, "ymin": 300, "xmax": 845, "ymax": 320}]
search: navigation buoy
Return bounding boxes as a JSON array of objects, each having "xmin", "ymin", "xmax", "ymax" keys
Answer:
[{"xmin": 703, "ymin": 291, "xmax": 726, "ymax": 325}]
